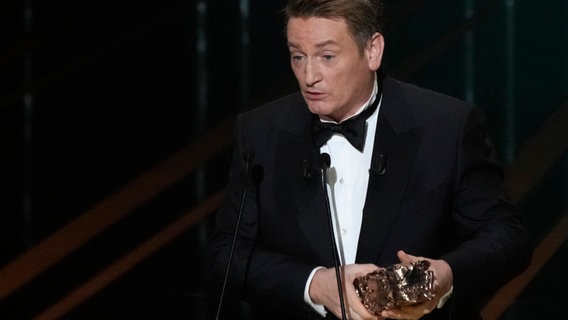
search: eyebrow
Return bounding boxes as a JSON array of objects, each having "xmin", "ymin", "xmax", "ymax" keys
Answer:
[
  {"xmin": 315, "ymin": 40, "xmax": 339, "ymax": 48},
  {"xmin": 287, "ymin": 39, "xmax": 340, "ymax": 49}
]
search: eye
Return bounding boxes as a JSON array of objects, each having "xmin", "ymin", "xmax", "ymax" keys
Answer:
[
  {"xmin": 290, "ymin": 52, "xmax": 305, "ymax": 62},
  {"xmin": 322, "ymin": 55, "xmax": 334, "ymax": 61}
]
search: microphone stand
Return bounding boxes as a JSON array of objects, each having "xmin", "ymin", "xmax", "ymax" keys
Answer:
[
  {"xmin": 214, "ymin": 153, "xmax": 253, "ymax": 320},
  {"xmin": 319, "ymin": 153, "xmax": 347, "ymax": 320}
]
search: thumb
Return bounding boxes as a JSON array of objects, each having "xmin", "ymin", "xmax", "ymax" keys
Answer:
[{"xmin": 396, "ymin": 250, "xmax": 420, "ymax": 264}]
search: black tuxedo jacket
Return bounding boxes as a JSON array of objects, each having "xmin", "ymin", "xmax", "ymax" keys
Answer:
[{"xmin": 209, "ymin": 76, "xmax": 531, "ymax": 319}]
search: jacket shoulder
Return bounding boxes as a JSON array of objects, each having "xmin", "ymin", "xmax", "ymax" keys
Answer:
[
  {"xmin": 239, "ymin": 91, "xmax": 306, "ymax": 124},
  {"xmin": 234, "ymin": 91, "xmax": 310, "ymax": 146},
  {"xmin": 388, "ymin": 77, "xmax": 472, "ymax": 109}
]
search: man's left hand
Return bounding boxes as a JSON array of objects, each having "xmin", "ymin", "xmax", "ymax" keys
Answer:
[{"xmin": 380, "ymin": 250, "xmax": 453, "ymax": 320}]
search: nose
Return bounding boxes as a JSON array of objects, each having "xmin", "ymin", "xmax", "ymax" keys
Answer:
[{"xmin": 304, "ymin": 58, "xmax": 321, "ymax": 87}]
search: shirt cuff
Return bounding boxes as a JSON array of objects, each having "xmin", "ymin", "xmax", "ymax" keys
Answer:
[{"xmin": 304, "ymin": 267, "xmax": 327, "ymax": 317}]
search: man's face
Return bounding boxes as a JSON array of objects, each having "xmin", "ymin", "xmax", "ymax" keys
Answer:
[{"xmin": 287, "ymin": 17, "xmax": 383, "ymax": 122}]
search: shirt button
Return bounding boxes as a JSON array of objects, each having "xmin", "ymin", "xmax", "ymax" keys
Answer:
[
  {"xmin": 339, "ymin": 178, "xmax": 344, "ymax": 184},
  {"xmin": 341, "ymin": 228, "xmax": 347, "ymax": 235}
]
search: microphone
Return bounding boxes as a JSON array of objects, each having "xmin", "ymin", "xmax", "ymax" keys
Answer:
[
  {"xmin": 302, "ymin": 155, "xmax": 332, "ymax": 181},
  {"xmin": 318, "ymin": 153, "xmax": 347, "ymax": 320},
  {"xmin": 302, "ymin": 158, "xmax": 313, "ymax": 181},
  {"xmin": 370, "ymin": 153, "xmax": 387, "ymax": 175},
  {"xmin": 320, "ymin": 153, "xmax": 331, "ymax": 171},
  {"xmin": 214, "ymin": 151, "xmax": 254, "ymax": 320}
]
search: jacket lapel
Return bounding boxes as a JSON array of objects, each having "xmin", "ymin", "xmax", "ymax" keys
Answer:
[
  {"xmin": 356, "ymin": 77, "xmax": 423, "ymax": 264},
  {"xmin": 278, "ymin": 97, "xmax": 337, "ymax": 266}
]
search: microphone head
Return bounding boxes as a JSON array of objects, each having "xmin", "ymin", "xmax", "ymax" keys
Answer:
[
  {"xmin": 243, "ymin": 151, "xmax": 254, "ymax": 163},
  {"xmin": 320, "ymin": 153, "xmax": 331, "ymax": 169},
  {"xmin": 242, "ymin": 151, "xmax": 255, "ymax": 180},
  {"xmin": 302, "ymin": 159, "xmax": 312, "ymax": 180}
]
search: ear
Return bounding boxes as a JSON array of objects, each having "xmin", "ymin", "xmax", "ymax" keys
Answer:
[{"xmin": 366, "ymin": 32, "xmax": 385, "ymax": 71}]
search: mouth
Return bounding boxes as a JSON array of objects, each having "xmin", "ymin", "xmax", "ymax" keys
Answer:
[{"xmin": 304, "ymin": 90, "xmax": 326, "ymax": 101}]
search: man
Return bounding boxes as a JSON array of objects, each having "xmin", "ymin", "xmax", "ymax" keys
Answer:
[{"xmin": 209, "ymin": 0, "xmax": 532, "ymax": 319}]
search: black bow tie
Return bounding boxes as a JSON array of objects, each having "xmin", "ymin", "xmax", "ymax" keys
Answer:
[{"xmin": 312, "ymin": 92, "xmax": 381, "ymax": 151}]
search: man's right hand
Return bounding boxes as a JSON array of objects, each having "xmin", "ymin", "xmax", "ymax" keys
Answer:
[{"xmin": 309, "ymin": 264, "xmax": 383, "ymax": 320}]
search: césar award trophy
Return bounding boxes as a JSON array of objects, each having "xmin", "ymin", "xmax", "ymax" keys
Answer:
[{"xmin": 353, "ymin": 260, "xmax": 437, "ymax": 315}]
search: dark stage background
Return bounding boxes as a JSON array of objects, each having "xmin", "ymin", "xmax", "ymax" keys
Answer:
[{"xmin": 1, "ymin": 0, "xmax": 567, "ymax": 319}]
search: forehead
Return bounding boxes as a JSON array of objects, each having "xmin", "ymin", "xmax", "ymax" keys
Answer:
[{"xmin": 286, "ymin": 16, "xmax": 354, "ymax": 48}]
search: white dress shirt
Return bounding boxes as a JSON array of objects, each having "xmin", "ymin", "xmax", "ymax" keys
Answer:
[{"xmin": 304, "ymin": 78, "xmax": 381, "ymax": 315}]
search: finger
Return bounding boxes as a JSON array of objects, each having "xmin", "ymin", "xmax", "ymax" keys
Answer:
[
  {"xmin": 381, "ymin": 308, "xmax": 428, "ymax": 320},
  {"xmin": 345, "ymin": 280, "xmax": 380, "ymax": 320},
  {"xmin": 381, "ymin": 308, "xmax": 410, "ymax": 319},
  {"xmin": 396, "ymin": 250, "xmax": 418, "ymax": 264},
  {"xmin": 358, "ymin": 263, "xmax": 381, "ymax": 274},
  {"xmin": 382, "ymin": 301, "xmax": 436, "ymax": 320},
  {"xmin": 402, "ymin": 300, "xmax": 437, "ymax": 315}
]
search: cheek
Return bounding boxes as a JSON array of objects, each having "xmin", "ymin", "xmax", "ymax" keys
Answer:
[
  {"xmin": 328, "ymin": 71, "xmax": 353, "ymax": 96},
  {"xmin": 293, "ymin": 70, "xmax": 306, "ymax": 86}
]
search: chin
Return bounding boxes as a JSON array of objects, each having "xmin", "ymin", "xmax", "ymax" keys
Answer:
[{"xmin": 306, "ymin": 102, "xmax": 332, "ymax": 117}]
